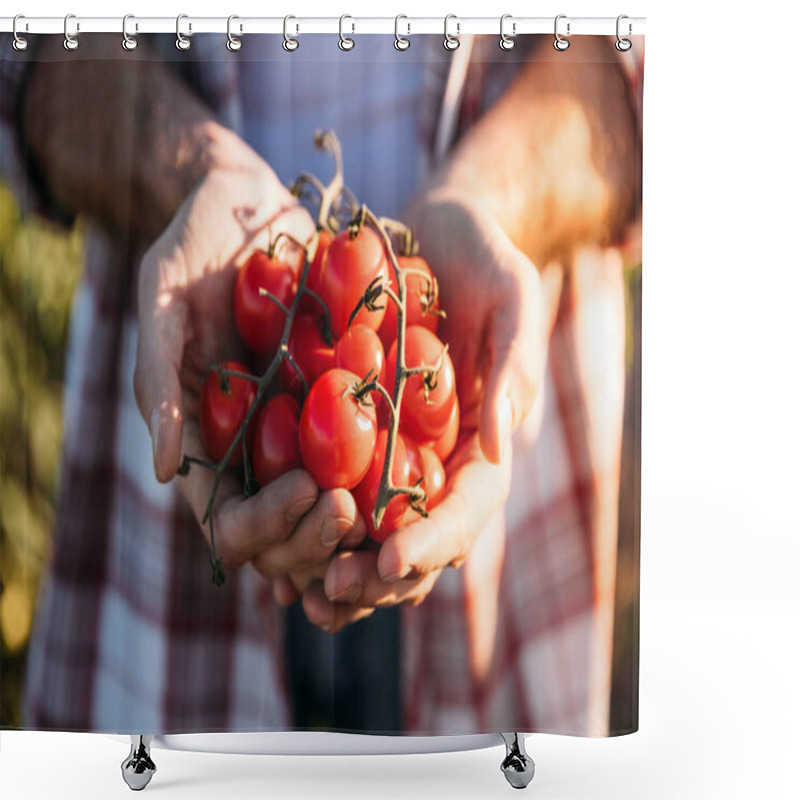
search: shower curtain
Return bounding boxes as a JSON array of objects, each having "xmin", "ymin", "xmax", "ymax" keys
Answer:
[{"xmin": 0, "ymin": 29, "xmax": 643, "ymax": 739}]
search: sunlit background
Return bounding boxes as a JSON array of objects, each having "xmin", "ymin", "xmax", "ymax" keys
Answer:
[{"xmin": 0, "ymin": 181, "xmax": 82, "ymax": 727}]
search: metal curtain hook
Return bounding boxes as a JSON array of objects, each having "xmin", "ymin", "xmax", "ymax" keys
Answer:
[
  {"xmin": 554, "ymin": 14, "xmax": 570, "ymax": 51},
  {"xmin": 443, "ymin": 14, "xmax": 460, "ymax": 51},
  {"xmin": 122, "ymin": 14, "xmax": 138, "ymax": 51},
  {"xmin": 12, "ymin": 14, "xmax": 28, "ymax": 51},
  {"xmin": 339, "ymin": 15, "xmax": 354, "ymax": 50},
  {"xmin": 227, "ymin": 15, "xmax": 242, "ymax": 51},
  {"xmin": 616, "ymin": 14, "xmax": 632, "ymax": 51},
  {"xmin": 64, "ymin": 13, "xmax": 79, "ymax": 51},
  {"xmin": 283, "ymin": 15, "xmax": 299, "ymax": 51},
  {"xmin": 176, "ymin": 14, "xmax": 191, "ymax": 50},
  {"xmin": 395, "ymin": 15, "xmax": 410, "ymax": 51},
  {"xmin": 499, "ymin": 14, "xmax": 516, "ymax": 50}
]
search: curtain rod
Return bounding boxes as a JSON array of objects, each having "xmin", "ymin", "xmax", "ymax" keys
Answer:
[{"xmin": 1, "ymin": 16, "xmax": 646, "ymax": 37}]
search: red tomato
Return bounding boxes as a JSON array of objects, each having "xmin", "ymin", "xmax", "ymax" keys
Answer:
[
  {"xmin": 334, "ymin": 324, "xmax": 386, "ymax": 387},
  {"xmin": 199, "ymin": 361, "xmax": 257, "ymax": 466},
  {"xmin": 298, "ymin": 368, "xmax": 378, "ymax": 490},
  {"xmin": 252, "ymin": 393, "xmax": 301, "ymax": 487},
  {"xmin": 378, "ymin": 256, "xmax": 440, "ymax": 349},
  {"xmin": 319, "ymin": 226, "xmax": 389, "ymax": 338},
  {"xmin": 406, "ymin": 438, "xmax": 445, "ymax": 513},
  {"xmin": 234, "ymin": 251, "xmax": 296, "ymax": 356},
  {"xmin": 430, "ymin": 396, "xmax": 459, "ymax": 463},
  {"xmin": 353, "ymin": 430, "xmax": 415, "ymax": 543},
  {"xmin": 299, "ymin": 229, "xmax": 331, "ymax": 314},
  {"xmin": 410, "ymin": 444, "xmax": 446, "ymax": 511},
  {"xmin": 387, "ymin": 326, "xmax": 457, "ymax": 443},
  {"xmin": 281, "ymin": 314, "xmax": 335, "ymax": 396}
]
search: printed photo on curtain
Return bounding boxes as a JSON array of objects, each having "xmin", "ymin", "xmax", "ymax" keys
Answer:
[{"xmin": 0, "ymin": 29, "xmax": 643, "ymax": 743}]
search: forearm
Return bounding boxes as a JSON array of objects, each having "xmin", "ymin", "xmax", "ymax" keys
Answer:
[
  {"xmin": 431, "ymin": 37, "xmax": 640, "ymax": 267},
  {"xmin": 23, "ymin": 35, "xmax": 244, "ymax": 241}
]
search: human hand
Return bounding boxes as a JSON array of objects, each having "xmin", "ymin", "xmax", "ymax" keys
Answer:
[
  {"xmin": 273, "ymin": 192, "xmax": 550, "ymax": 630},
  {"xmin": 133, "ymin": 128, "xmax": 365, "ymax": 579}
]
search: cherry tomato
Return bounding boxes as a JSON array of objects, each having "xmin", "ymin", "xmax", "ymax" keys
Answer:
[
  {"xmin": 319, "ymin": 226, "xmax": 389, "ymax": 338},
  {"xmin": 387, "ymin": 326, "xmax": 457, "ymax": 443},
  {"xmin": 281, "ymin": 314, "xmax": 335, "ymax": 396},
  {"xmin": 298, "ymin": 368, "xmax": 378, "ymax": 490},
  {"xmin": 430, "ymin": 396, "xmax": 460, "ymax": 463},
  {"xmin": 199, "ymin": 361, "xmax": 257, "ymax": 466},
  {"xmin": 407, "ymin": 442, "xmax": 446, "ymax": 511},
  {"xmin": 335, "ymin": 324, "xmax": 386, "ymax": 387},
  {"xmin": 378, "ymin": 256, "xmax": 440, "ymax": 349},
  {"xmin": 353, "ymin": 430, "xmax": 414, "ymax": 543},
  {"xmin": 299, "ymin": 229, "xmax": 331, "ymax": 314},
  {"xmin": 234, "ymin": 251, "xmax": 296, "ymax": 356},
  {"xmin": 252, "ymin": 393, "xmax": 301, "ymax": 487}
]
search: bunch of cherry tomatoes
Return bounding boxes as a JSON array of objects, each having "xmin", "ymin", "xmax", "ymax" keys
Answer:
[{"xmin": 198, "ymin": 219, "xmax": 460, "ymax": 544}]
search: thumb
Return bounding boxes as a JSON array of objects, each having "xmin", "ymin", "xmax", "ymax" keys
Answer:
[
  {"xmin": 133, "ymin": 254, "xmax": 187, "ymax": 483},
  {"xmin": 479, "ymin": 246, "xmax": 543, "ymax": 465}
]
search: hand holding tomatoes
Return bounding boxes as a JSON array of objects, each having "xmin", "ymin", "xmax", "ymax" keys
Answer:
[
  {"xmin": 134, "ymin": 149, "xmax": 315, "ymax": 485},
  {"xmin": 290, "ymin": 189, "xmax": 548, "ymax": 633},
  {"xmin": 192, "ymin": 207, "xmax": 472, "ymax": 596},
  {"xmin": 138, "ymin": 131, "xmax": 534, "ymax": 609},
  {"xmin": 132, "ymin": 139, "xmax": 371, "ymax": 588}
]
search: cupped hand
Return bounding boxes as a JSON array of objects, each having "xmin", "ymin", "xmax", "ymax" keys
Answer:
[
  {"xmin": 410, "ymin": 190, "xmax": 545, "ymax": 465},
  {"xmin": 133, "ymin": 133, "xmax": 365, "ymax": 578},
  {"xmin": 294, "ymin": 432, "xmax": 510, "ymax": 633}
]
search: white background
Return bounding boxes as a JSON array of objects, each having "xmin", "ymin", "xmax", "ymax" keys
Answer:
[{"xmin": 2, "ymin": 0, "xmax": 799, "ymax": 798}]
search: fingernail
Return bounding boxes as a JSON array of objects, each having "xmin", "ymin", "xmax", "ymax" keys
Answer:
[
  {"xmin": 383, "ymin": 565, "xmax": 411, "ymax": 582},
  {"xmin": 286, "ymin": 495, "xmax": 316, "ymax": 523},
  {"xmin": 149, "ymin": 409, "xmax": 161, "ymax": 469},
  {"xmin": 330, "ymin": 582, "xmax": 363, "ymax": 603},
  {"xmin": 321, "ymin": 516, "xmax": 352, "ymax": 547}
]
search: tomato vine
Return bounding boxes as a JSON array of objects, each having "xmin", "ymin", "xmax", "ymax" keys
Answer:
[{"xmin": 179, "ymin": 130, "xmax": 448, "ymax": 586}]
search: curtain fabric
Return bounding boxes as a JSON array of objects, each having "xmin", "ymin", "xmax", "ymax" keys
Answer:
[{"xmin": 0, "ymin": 32, "xmax": 643, "ymax": 738}]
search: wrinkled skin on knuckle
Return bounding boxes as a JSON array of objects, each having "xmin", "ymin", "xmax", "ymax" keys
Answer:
[
  {"xmin": 287, "ymin": 540, "xmax": 332, "ymax": 574},
  {"xmin": 211, "ymin": 505, "xmax": 248, "ymax": 572},
  {"xmin": 251, "ymin": 551, "xmax": 281, "ymax": 580}
]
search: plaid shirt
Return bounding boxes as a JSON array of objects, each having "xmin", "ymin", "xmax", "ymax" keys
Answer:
[{"xmin": 1, "ymin": 33, "xmax": 643, "ymax": 736}]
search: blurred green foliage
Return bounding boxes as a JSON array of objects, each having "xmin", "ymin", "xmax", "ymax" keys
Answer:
[{"xmin": 0, "ymin": 180, "xmax": 82, "ymax": 727}]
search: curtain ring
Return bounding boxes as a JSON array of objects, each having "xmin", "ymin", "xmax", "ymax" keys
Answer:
[
  {"xmin": 176, "ymin": 13, "xmax": 191, "ymax": 50},
  {"xmin": 443, "ymin": 14, "xmax": 460, "ymax": 51},
  {"xmin": 554, "ymin": 14, "xmax": 570, "ymax": 51},
  {"xmin": 339, "ymin": 15, "xmax": 354, "ymax": 51},
  {"xmin": 616, "ymin": 14, "xmax": 632, "ymax": 51},
  {"xmin": 283, "ymin": 15, "xmax": 299, "ymax": 51},
  {"xmin": 12, "ymin": 15, "xmax": 28, "ymax": 51},
  {"xmin": 64, "ymin": 13, "xmax": 79, "ymax": 51},
  {"xmin": 394, "ymin": 15, "xmax": 410, "ymax": 51},
  {"xmin": 227, "ymin": 15, "xmax": 242, "ymax": 51},
  {"xmin": 122, "ymin": 14, "xmax": 138, "ymax": 51},
  {"xmin": 499, "ymin": 14, "xmax": 516, "ymax": 51}
]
